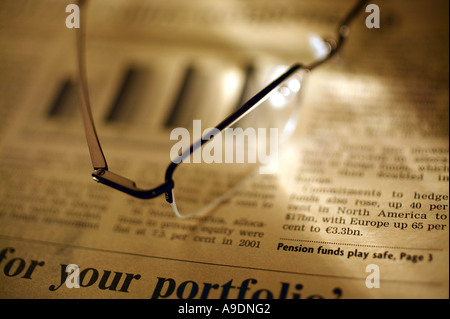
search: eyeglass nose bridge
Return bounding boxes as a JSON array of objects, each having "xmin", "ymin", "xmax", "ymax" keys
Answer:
[{"xmin": 92, "ymin": 169, "xmax": 174, "ymax": 200}]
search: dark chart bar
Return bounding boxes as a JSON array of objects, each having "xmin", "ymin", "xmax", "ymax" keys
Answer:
[
  {"xmin": 105, "ymin": 67, "xmax": 151, "ymax": 123},
  {"xmin": 47, "ymin": 79, "xmax": 79, "ymax": 118},
  {"xmin": 234, "ymin": 64, "xmax": 257, "ymax": 111},
  {"xmin": 164, "ymin": 65, "xmax": 198, "ymax": 128}
]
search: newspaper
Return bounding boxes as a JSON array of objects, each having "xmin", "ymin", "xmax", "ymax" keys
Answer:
[{"xmin": 0, "ymin": 0, "xmax": 448, "ymax": 299}]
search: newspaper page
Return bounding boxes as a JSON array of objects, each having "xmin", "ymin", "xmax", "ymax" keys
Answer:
[{"xmin": 0, "ymin": 0, "xmax": 448, "ymax": 300}]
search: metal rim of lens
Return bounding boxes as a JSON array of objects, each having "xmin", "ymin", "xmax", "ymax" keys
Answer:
[{"xmin": 170, "ymin": 69, "xmax": 308, "ymax": 217}]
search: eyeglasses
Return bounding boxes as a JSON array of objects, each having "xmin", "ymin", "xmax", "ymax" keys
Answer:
[{"xmin": 76, "ymin": 0, "xmax": 369, "ymax": 218}]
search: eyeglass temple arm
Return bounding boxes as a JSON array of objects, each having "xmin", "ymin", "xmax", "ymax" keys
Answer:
[
  {"xmin": 76, "ymin": 0, "xmax": 174, "ymax": 200},
  {"xmin": 76, "ymin": 0, "xmax": 107, "ymax": 170}
]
